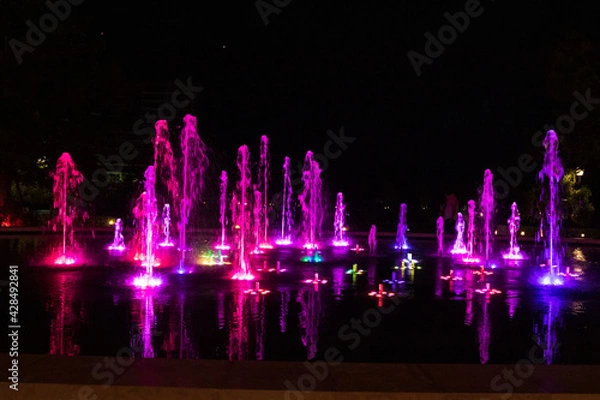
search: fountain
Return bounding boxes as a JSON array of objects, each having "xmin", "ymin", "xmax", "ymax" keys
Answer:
[
  {"xmin": 178, "ymin": 115, "xmax": 209, "ymax": 269},
  {"xmin": 436, "ymin": 216, "xmax": 444, "ymax": 255},
  {"xmin": 258, "ymin": 135, "xmax": 271, "ymax": 248},
  {"xmin": 215, "ymin": 171, "xmax": 230, "ymax": 250},
  {"xmin": 503, "ymin": 202, "xmax": 524, "ymax": 260},
  {"xmin": 298, "ymin": 151, "xmax": 323, "ymax": 249},
  {"xmin": 332, "ymin": 192, "xmax": 349, "ymax": 246},
  {"xmin": 395, "ymin": 203, "xmax": 408, "ymax": 250},
  {"xmin": 276, "ymin": 156, "xmax": 293, "ymax": 245},
  {"xmin": 368, "ymin": 224, "xmax": 377, "ymax": 255},
  {"xmin": 158, "ymin": 204, "xmax": 174, "ymax": 247},
  {"xmin": 232, "ymin": 145, "xmax": 254, "ymax": 280},
  {"xmin": 133, "ymin": 166, "xmax": 161, "ymax": 288},
  {"xmin": 108, "ymin": 218, "xmax": 125, "ymax": 251},
  {"xmin": 51, "ymin": 152, "xmax": 85, "ymax": 265},
  {"xmin": 462, "ymin": 200, "xmax": 480, "ymax": 263},
  {"xmin": 481, "ymin": 169, "xmax": 495, "ymax": 261},
  {"xmin": 538, "ymin": 130, "xmax": 564, "ymax": 285},
  {"xmin": 450, "ymin": 212, "xmax": 467, "ymax": 254}
]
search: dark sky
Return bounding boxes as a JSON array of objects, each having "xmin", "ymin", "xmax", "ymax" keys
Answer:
[{"xmin": 5, "ymin": 0, "xmax": 600, "ymax": 224}]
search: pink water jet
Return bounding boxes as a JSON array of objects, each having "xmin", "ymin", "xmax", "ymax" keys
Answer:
[
  {"xmin": 108, "ymin": 218, "xmax": 126, "ymax": 251},
  {"xmin": 178, "ymin": 115, "xmax": 209, "ymax": 268},
  {"xmin": 395, "ymin": 203, "xmax": 408, "ymax": 250},
  {"xmin": 231, "ymin": 145, "xmax": 254, "ymax": 280},
  {"xmin": 215, "ymin": 171, "xmax": 231, "ymax": 250},
  {"xmin": 51, "ymin": 153, "xmax": 85, "ymax": 265},
  {"xmin": 481, "ymin": 169, "xmax": 495, "ymax": 261},
  {"xmin": 462, "ymin": 200, "xmax": 480, "ymax": 264},
  {"xmin": 332, "ymin": 192, "xmax": 349, "ymax": 247},
  {"xmin": 298, "ymin": 151, "xmax": 323, "ymax": 249},
  {"xmin": 450, "ymin": 213, "xmax": 467, "ymax": 254},
  {"xmin": 258, "ymin": 135, "xmax": 270, "ymax": 246},
  {"xmin": 158, "ymin": 204, "xmax": 174, "ymax": 247},
  {"xmin": 276, "ymin": 157, "xmax": 293, "ymax": 245},
  {"xmin": 503, "ymin": 202, "xmax": 524, "ymax": 260},
  {"xmin": 153, "ymin": 120, "xmax": 179, "ymax": 222},
  {"xmin": 252, "ymin": 187, "xmax": 263, "ymax": 254}
]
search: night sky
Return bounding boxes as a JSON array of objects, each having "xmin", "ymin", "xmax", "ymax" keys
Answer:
[{"xmin": 3, "ymin": 0, "xmax": 600, "ymax": 229}]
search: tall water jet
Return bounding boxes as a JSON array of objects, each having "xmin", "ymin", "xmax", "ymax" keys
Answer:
[
  {"xmin": 215, "ymin": 171, "xmax": 230, "ymax": 250},
  {"xmin": 436, "ymin": 216, "xmax": 444, "ymax": 255},
  {"xmin": 232, "ymin": 145, "xmax": 254, "ymax": 280},
  {"xmin": 178, "ymin": 115, "xmax": 208, "ymax": 268},
  {"xmin": 159, "ymin": 204, "xmax": 174, "ymax": 247},
  {"xmin": 51, "ymin": 153, "xmax": 85, "ymax": 265},
  {"xmin": 503, "ymin": 202, "xmax": 524, "ymax": 260},
  {"xmin": 481, "ymin": 169, "xmax": 495, "ymax": 261},
  {"xmin": 538, "ymin": 130, "xmax": 564, "ymax": 282},
  {"xmin": 133, "ymin": 166, "xmax": 161, "ymax": 288},
  {"xmin": 332, "ymin": 192, "xmax": 349, "ymax": 246},
  {"xmin": 258, "ymin": 135, "xmax": 270, "ymax": 245},
  {"xmin": 252, "ymin": 188, "xmax": 262, "ymax": 252},
  {"xmin": 395, "ymin": 203, "xmax": 408, "ymax": 250},
  {"xmin": 298, "ymin": 151, "xmax": 323, "ymax": 249},
  {"xmin": 368, "ymin": 224, "xmax": 377, "ymax": 255},
  {"xmin": 153, "ymin": 121, "xmax": 179, "ymax": 220},
  {"xmin": 108, "ymin": 218, "xmax": 125, "ymax": 251},
  {"xmin": 450, "ymin": 212, "xmax": 467, "ymax": 254},
  {"xmin": 277, "ymin": 156, "xmax": 293, "ymax": 245}
]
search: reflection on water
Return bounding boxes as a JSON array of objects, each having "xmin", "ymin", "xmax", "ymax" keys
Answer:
[
  {"xmin": 298, "ymin": 288, "xmax": 324, "ymax": 359},
  {"xmin": 48, "ymin": 273, "xmax": 84, "ymax": 355},
  {"xmin": 279, "ymin": 289, "xmax": 289, "ymax": 333},
  {"xmin": 533, "ymin": 295, "xmax": 563, "ymax": 364},
  {"xmin": 476, "ymin": 293, "xmax": 491, "ymax": 364},
  {"xmin": 227, "ymin": 290, "xmax": 267, "ymax": 360}
]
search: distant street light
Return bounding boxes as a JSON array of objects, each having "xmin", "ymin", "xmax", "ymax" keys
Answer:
[{"xmin": 576, "ymin": 168, "xmax": 584, "ymax": 177}]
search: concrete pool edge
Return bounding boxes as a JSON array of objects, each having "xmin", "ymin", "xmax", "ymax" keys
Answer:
[{"xmin": 2, "ymin": 354, "xmax": 600, "ymax": 399}]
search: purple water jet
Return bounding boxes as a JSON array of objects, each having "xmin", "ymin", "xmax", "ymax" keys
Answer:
[
  {"xmin": 538, "ymin": 130, "xmax": 564, "ymax": 284},
  {"xmin": 154, "ymin": 121, "xmax": 179, "ymax": 221},
  {"xmin": 436, "ymin": 216, "xmax": 444, "ymax": 255},
  {"xmin": 332, "ymin": 192, "xmax": 349, "ymax": 246},
  {"xmin": 395, "ymin": 203, "xmax": 408, "ymax": 250},
  {"xmin": 368, "ymin": 224, "xmax": 377, "ymax": 256},
  {"xmin": 298, "ymin": 151, "xmax": 323, "ymax": 249},
  {"xmin": 108, "ymin": 218, "xmax": 125, "ymax": 251},
  {"xmin": 450, "ymin": 212, "xmax": 467, "ymax": 254},
  {"xmin": 462, "ymin": 200, "xmax": 480, "ymax": 263},
  {"xmin": 51, "ymin": 153, "xmax": 85, "ymax": 265},
  {"xmin": 231, "ymin": 145, "xmax": 254, "ymax": 280},
  {"xmin": 481, "ymin": 169, "xmax": 495, "ymax": 261},
  {"xmin": 215, "ymin": 171, "xmax": 230, "ymax": 250},
  {"xmin": 178, "ymin": 115, "xmax": 208, "ymax": 268},
  {"xmin": 503, "ymin": 202, "xmax": 524, "ymax": 260},
  {"xmin": 276, "ymin": 156, "xmax": 293, "ymax": 245},
  {"xmin": 252, "ymin": 187, "xmax": 263, "ymax": 253}
]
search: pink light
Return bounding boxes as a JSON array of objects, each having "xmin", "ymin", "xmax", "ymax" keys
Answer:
[
  {"xmin": 275, "ymin": 238, "xmax": 293, "ymax": 245},
  {"xmin": 502, "ymin": 253, "xmax": 525, "ymax": 260},
  {"xmin": 303, "ymin": 242, "xmax": 319, "ymax": 249},
  {"xmin": 108, "ymin": 244, "xmax": 126, "ymax": 251},
  {"xmin": 214, "ymin": 243, "xmax": 231, "ymax": 250},
  {"xmin": 258, "ymin": 243, "xmax": 274, "ymax": 249},
  {"xmin": 368, "ymin": 283, "xmax": 395, "ymax": 298},
  {"xmin": 132, "ymin": 274, "xmax": 162, "ymax": 288},
  {"xmin": 244, "ymin": 282, "xmax": 270, "ymax": 295},
  {"xmin": 351, "ymin": 244, "xmax": 365, "ymax": 252},
  {"xmin": 450, "ymin": 249, "xmax": 468, "ymax": 255},
  {"xmin": 303, "ymin": 273, "xmax": 327, "ymax": 284},
  {"xmin": 232, "ymin": 272, "xmax": 255, "ymax": 281},
  {"xmin": 332, "ymin": 239, "xmax": 349, "ymax": 247},
  {"xmin": 158, "ymin": 241, "xmax": 175, "ymax": 247},
  {"xmin": 54, "ymin": 255, "xmax": 76, "ymax": 265},
  {"xmin": 250, "ymin": 248, "xmax": 264, "ymax": 255},
  {"xmin": 461, "ymin": 256, "xmax": 481, "ymax": 263}
]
